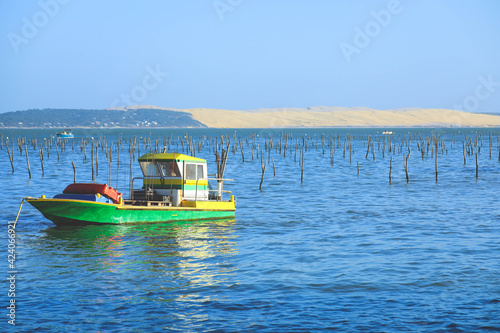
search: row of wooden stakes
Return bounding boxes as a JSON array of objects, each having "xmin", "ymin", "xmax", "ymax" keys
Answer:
[{"xmin": 1, "ymin": 131, "xmax": 499, "ymax": 191}]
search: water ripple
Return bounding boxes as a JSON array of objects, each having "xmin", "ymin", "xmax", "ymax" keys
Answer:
[{"xmin": 2, "ymin": 128, "xmax": 500, "ymax": 332}]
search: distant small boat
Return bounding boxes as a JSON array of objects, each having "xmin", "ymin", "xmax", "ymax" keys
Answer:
[
  {"xmin": 382, "ymin": 130, "xmax": 394, "ymax": 135},
  {"xmin": 56, "ymin": 129, "xmax": 74, "ymax": 138}
]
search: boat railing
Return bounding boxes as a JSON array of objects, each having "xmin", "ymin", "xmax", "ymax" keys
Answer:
[
  {"xmin": 205, "ymin": 178, "xmax": 233, "ymax": 201},
  {"xmin": 130, "ymin": 176, "xmax": 233, "ymax": 201}
]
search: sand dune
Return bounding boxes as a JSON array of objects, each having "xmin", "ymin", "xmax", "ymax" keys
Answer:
[
  {"xmin": 111, "ymin": 105, "xmax": 500, "ymax": 128},
  {"xmin": 184, "ymin": 107, "xmax": 500, "ymax": 128}
]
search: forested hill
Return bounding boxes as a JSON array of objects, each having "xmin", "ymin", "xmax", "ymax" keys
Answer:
[{"xmin": 0, "ymin": 108, "xmax": 207, "ymax": 128}]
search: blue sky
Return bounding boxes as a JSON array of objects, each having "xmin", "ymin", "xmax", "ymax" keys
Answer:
[{"xmin": 1, "ymin": 0, "xmax": 499, "ymax": 113}]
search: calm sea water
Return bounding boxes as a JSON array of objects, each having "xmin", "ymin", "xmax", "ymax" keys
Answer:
[{"xmin": 1, "ymin": 128, "xmax": 500, "ymax": 332}]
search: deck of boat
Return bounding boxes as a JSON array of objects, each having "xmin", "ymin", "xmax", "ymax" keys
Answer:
[{"xmin": 123, "ymin": 199, "xmax": 172, "ymax": 207}]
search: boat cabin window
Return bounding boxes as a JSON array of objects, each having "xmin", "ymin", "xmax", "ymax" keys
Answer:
[
  {"xmin": 185, "ymin": 163, "xmax": 197, "ymax": 180},
  {"xmin": 158, "ymin": 161, "xmax": 180, "ymax": 177},
  {"xmin": 140, "ymin": 162, "xmax": 160, "ymax": 177},
  {"xmin": 185, "ymin": 163, "xmax": 205, "ymax": 180},
  {"xmin": 197, "ymin": 165, "xmax": 204, "ymax": 179},
  {"xmin": 140, "ymin": 161, "xmax": 180, "ymax": 178}
]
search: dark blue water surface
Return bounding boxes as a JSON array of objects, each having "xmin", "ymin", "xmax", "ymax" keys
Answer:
[{"xmin": 1, "ymin": 128, "xmax": 500, "ymax": 332}]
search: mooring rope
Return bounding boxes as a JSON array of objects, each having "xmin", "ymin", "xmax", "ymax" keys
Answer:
[{"xmin": 13, "ymin": 197, "xmax": 29, "ymax": 229}]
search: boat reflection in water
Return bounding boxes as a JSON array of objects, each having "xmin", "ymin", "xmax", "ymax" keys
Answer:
[{"xmin": 38, "ymin": 219, "xmax": 237, "ymax": 312}]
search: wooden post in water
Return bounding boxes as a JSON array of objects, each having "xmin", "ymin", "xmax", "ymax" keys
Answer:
[
  {"xmin": 239, "ymin": 138, "xmax": 244, "ymax": 162},
  {"xmin": 321, "ymin": 133, "xmax": 325, "ymax": 155},
  {"xmin": 357, "ymin": 161, "xmax": 359, "ymax": 177},
  {"xmin": 129, "ymin": 145, "xmax": 133, "ymax": 199},
  {"xmin": 284, "ymin": 134, "xmax": 287, "ymax": 158},
  {"xmin": 106, "ymin": 146, "xmax": 111, "ymax": 185},
  {"xmin": 330, "ymin": 138, "xmax": 334, "ymax": 166},
  {"xmin": 365, "ymin": 137, "xmax": 371, "ymax": 159},
  {"xmin": 272, "ymin": 158, "xmax": 276, "ymax": 178},
  {"xmin": 372, "ymin": 141, "xmax": 375, "ymax": 161},
  {"xmin": 24, "ymin": 145, "xmax": 31, "ymax": 179},
  {"xmin": 124, "ymin": 146, "xmax": 127, "ymax": 194},
  {"xmin": 490, "ymin": 133, "xmax": 492, "ymax": 159},
  {"xmin": 268, "ymin": 137, "xmax": 271, "ymax": 161},
  {"xmin": 96, "ymin": 145, "xmax": 99, "ymax": 178},
  {"xmin": 17, "ymin": 138, "xmax": 23, "ymax": 156},
  {"xmin": 91, "ymin": 142, "xmax": 95, "ymax": 182},
  {"xmin": 213, "ymin": 140, "xmax": 230, "ymax": 199},
  {"xmin": 5, "ymin": 139, "xmax": 14, "ymax": 173},
  {"xmin": 435, "ymin": 139, "xmax": 438, "ymax": 182},
  {"xmin": 279, "ymin": 131, "xmax": 283, "ymax": 155},
  {"xmin": 259, "ymin": 150, "xmax": 266, "ymax": 191},
  {"xmin": 45, "ymin": 138, "xmax": 49, "ymax": 158},
  {"xmin": 405, "ymin": 148, "xmax": 411, "ymax": 184},
  {"xmin": 293, "ymin": 140, "xmax": 296, "ymax": 162},
  {"xmin": 301, "ymin": 136, "xmax": 305, "ymax": 183},
  {"xmin": 72, "ymin": 162, "xmax": 76, "ymax": 183},
  {"xmin": 349, "ymin": 142, "xmax": 352, "ymax": 164},
  {"xmin": 389, "ymin": 156, "xmax": 392, "ymax": 185},
  {"xmin": 55, "ymin": 141, "xmax": 60, "ymax": 161},
  {"xmin": 343, "ymin": 138, "xmax": 346, "ymax": 158},
  {"xmin": 476, "ymin": 153, "xmax": 479, "ymax": 179},
  {"xmin": 382, "ymin": 137, "xmax": 386, "ymax": 159},
  {"xmin": 39, "ymin": 149, "xmax": 44, "ymax": 178},
  {"xmin": 462, "ymin": 141, "xmax": 466, "ymax": 166}
]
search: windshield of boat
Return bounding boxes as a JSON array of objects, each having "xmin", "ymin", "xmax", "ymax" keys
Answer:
[
  {"xmin": 158, "ymin": 161, "xmax": 180, "ymax": 177},
  {"xmin": 140, "ymin": 161, "xmax": 180, "ymax": 178}
]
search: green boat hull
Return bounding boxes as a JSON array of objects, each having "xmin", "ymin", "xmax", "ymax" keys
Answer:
[{"xmin": 27, "ymin": 198, "xmax": 235, "ymax": 226}]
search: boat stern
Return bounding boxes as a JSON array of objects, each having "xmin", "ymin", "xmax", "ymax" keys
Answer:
[{"xmin": 181, "ymin": 195, "xmax": 236, "ymax": 211}]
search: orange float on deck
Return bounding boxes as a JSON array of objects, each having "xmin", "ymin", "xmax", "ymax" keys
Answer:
[{"xmin": 63, "ymin": 183, "xmax": 122, "ymax": 203}]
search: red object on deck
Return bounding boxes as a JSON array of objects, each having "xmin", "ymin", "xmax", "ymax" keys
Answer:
[{"xmin": 63, "ymin": 183, "xmax": 122, "ymax": 203}]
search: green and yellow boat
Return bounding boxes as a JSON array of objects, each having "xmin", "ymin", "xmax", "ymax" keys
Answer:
[{"xmin": 26, "ymin": 153, "xmax": 235, "ymax": 226}]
